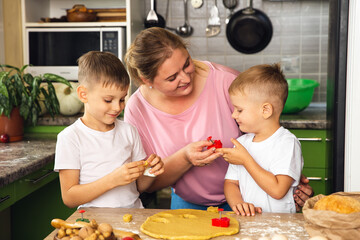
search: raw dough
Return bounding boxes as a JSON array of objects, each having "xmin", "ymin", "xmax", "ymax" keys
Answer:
[
  {"xmin": 140, "ymin": 209, "xmax": 239, "ymax": 240},
  {"xmin": 271, "ymin": 234, "xmax": 288, "ymax": 240},
  {"xmin": 314, "ymin": 195, "xmax": 360, "ymax": 214},
  {"xmin": 123, "ymin": 214, "xmax": 132, "ymax": 222},
  {"xmin": 309, "ymin": 236, "xmax": 328, "ymax": 240}
]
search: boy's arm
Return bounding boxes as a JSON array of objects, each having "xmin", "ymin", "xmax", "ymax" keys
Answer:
[
  {"xmin": 59, "ymin": 161, "xmax": 145, "ymax": 208},
  {"xmin": 224, "ymin": 179, "xmax": 262, "ymax": 216},
  {"xmin": 242, "ymin": 158, "xmax": 294, "ymax": 200},
  {"xmin": 218, "ymin": 138, "xmax": 294, "ymax": 200},
  {"xmin": 224, "ymin": 179, "xmax": 243, "ymax": 208}
]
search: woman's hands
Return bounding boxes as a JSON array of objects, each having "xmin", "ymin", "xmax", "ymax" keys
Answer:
[
  {"xmin": 294, "ymin": 174, "xmax": 314, "ymax": 211},
  {"xmin": 183, "ymin": 140, "xmax": 223, "ymax": 167}
]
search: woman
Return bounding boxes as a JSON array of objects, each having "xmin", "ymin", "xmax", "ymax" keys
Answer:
[{"xmin": 124, "ymin": 27, "xmax": 313, "ymax": 210}]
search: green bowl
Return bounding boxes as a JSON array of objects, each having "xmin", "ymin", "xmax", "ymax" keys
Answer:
[{"xmin": 282, "ymin": 79, "xmax": 320, "ymax": 114}]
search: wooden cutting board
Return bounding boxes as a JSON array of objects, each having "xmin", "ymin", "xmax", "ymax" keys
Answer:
[{"xmin": 44, "ymin": 208, "xmax": 310, "ymax": 240}]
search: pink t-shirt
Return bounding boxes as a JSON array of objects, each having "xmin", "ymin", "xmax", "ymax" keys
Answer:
[{"xmin": 124, "ymin": 61, "xmax": 241, "ymax": 205}]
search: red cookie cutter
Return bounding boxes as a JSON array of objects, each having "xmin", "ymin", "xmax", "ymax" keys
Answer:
[
  {"xmin": 207, "ymin": 136, "xmax": 223, "ymax": 149},
  {"xmin": 211, "ymin": 208, "xmax": 230, "ymax": 227}
]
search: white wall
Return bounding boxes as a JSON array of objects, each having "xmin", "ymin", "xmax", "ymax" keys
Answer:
[
  {"xmin": 0, "ymin": 0, "xmax": 5, "ymax": 64},
  {"xmin": 345, "ymin": 0, "xmax": 360, "ymax": 191}
]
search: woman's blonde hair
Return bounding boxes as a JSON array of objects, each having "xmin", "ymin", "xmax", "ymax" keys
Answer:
[
  {"xmin": 229, "ymin": 63, "xmax": 288, "ymax": 108},
  {"xmin": 124, "ymin": 27, "xmax": 188, "ymax": 86},
  {"xmin": 77, "ymin": 51, "xmax": 129, "ymax": 89}
]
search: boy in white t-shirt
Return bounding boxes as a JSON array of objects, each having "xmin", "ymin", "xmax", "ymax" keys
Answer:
[
  {"xmin": 54, "ymin": 51, "xmax": 164, "ymax": 209},
  {"xmin": 217, "ymin": 63, "xmax": 304, "ymax": 216}
]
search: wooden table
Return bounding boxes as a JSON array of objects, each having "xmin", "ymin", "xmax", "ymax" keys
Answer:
[{"xmin": 44, "ymin": 208, "xmax": 310, "ymax": 240}]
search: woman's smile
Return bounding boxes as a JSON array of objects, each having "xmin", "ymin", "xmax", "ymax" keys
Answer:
[{"xmin": 177, "ymin": 82, "xmax": 190, "ymax": 89}]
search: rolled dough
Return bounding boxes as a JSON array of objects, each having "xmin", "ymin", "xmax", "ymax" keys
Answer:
[{"xmin": 140, "ymin": 209, "xmax": 239, "ymax": 240}]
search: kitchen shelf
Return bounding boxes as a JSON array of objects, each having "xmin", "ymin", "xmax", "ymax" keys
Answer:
[
  {"xmin": 21, "ymin": 0, "xmax": 145, "ymax": 49},
  {"xmin": 24, "ymin": 21, "xmax": 127, "ymax": 28}
]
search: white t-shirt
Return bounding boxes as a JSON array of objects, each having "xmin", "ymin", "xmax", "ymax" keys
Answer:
[
  {"xmin": 225, "ymin": 127, "xmax": 304, "ymax": 213},
  {"xmin": 54, "ymin": 119, "xmax": 146, "ymax": 208}
]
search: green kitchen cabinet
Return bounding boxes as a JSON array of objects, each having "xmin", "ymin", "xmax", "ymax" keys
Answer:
[
  {"xmin": 14, "ymin": 161, "xmax": 58, "ymax": 201},
  {"xmin": 11, "ymin": 177, "xmax": 75, "ymax": 240},
  {"xmin": 290, "ymin": 129, "xmax": 329, "ymax": 169},
  {"xmin": 0, "ymin": 182, "xmax": 16, "ymax": 212},
  {"xmin": 289, "ymin": 129, "xmax": 331, "ymax": 195},
  {"xmin": 302, "ymin": 168, "xmax": 331, "ymax": 195},
  {"xmin": 0, "ymin": 162, "xmax": 75, "ymax": 240}
]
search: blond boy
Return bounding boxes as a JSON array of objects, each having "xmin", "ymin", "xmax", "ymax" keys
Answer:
[
  {"xmin": 217, "ymin": 63, "xmax": 303, "ymax": 215},
  {"xmin": 54, "ymin": 51, "xmax": 164, "ymax": 208}
]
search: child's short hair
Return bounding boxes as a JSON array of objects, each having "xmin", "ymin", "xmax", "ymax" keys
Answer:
[
  {"xmin": 229, "ymin": 63, "xmax": 288, "ymax": 109},
  {"xmin": 77, "ymin": 51, "xmax": 130, "ymax": 89}
]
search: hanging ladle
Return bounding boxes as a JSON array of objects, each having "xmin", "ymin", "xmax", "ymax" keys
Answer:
[
  {"xmin": 223, "ymin": 0, "xmax": 238, "ymax": 24},
  {"xmin": 172, "ymin": 0, "xmax": 193, "ymax": 37}
]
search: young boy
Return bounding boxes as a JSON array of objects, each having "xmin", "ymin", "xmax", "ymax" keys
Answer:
[
  {"xmin": 217, "ymin": 63, "xmax": 304, "ymax": 216},
  {"xmin": 54, "ymin": 51, "xmax": 164, "ymax": 209}
]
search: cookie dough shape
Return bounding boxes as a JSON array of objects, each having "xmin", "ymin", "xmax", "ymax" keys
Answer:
[
  {"xmin": 140, "ymin": 209, "xmax": 239, "ymax": 240},
  {"xmin": 314, "ymin": 195, "xmax": 360, "ymax": 214}
]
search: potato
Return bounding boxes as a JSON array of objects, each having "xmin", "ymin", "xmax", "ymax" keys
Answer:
[
  {"xmin": 66, "ymin": 228, "xmax": 73, "ymax": 235},
  {"xmin": 78, "ymin": 226, "xmax": 95, "ymax": 239},
  {"xmin": 69, "ymin": 236, "xmax": 82, "ymax": 240},
  {"xmin": 98, "ymin": 223, "xmax": 113, "ymax": 238},
  {"xmin": 84, "ymin": 232, "xmax": 97, "ymax": 240},
  {"xmin": 57, "ymin": 229, "xmax": 66, "ymax": 238}
]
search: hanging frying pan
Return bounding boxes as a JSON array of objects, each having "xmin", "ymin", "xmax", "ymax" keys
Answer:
[{"xmin": 226, "ymin": 0, "xmax": 272, "ymax": 54}]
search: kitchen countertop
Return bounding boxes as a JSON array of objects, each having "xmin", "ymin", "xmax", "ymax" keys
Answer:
[
  {"xmin": 280, "ymin": 104, "xmax": 329, "ymax": 130},
  {"xmin": 44, "ymin": 208, "xmax": 310, "ymax": 240},
  {"xmin": 0, "ymin": 134, "xmax": 57, "ymax": 188}
]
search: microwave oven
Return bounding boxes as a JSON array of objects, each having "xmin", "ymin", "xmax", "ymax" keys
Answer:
[{"xmin": 24, "ymin": 27, "xmax": 126, "ymax": 80}]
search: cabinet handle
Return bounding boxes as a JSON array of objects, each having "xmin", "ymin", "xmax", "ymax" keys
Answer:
[
  {"xmin": 307, "ymin": 177, "xmax": 328, "ymax": 181},
  {"xmin": 298, "ymin": 138, "xmax": 322, "ymax": 142},
  {"xmin": 307, "ymin": 177, "xmax": 322, "ymax": 181},
  {"xmin": 25, "ymin": 170, "xmax": 54, "ymax": 184},
  {"xmin": 0, "ymin": 195, "xmax": 10, "ymax": 204}
]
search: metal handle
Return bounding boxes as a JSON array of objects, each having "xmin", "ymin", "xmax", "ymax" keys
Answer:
[
  {"xmin": 0, "ymin": 195, "xmax": 10, "ymax": 204},
  {"xmin": 25, "ymin": 170, "xmax": 54, "ymax": 184},
  {"xmin": 184, "ymin": 0, "xmax": 190, "ymax": 25},
  {"xmin": 307, "ymin": 177, "xmax": 328, "ymax": 181},
  {"xmin": 298, "ymin": 137, "xmax": 322, "ymax": 142}
]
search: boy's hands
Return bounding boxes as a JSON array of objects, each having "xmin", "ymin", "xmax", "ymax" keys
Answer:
[
  {"xmin": 113, "ymin": 161, "xmax": 146, "ymax": 186},
  {"xmin": 231, "ymin": 202, "xmax": 262, "ymax": 216},
  {"xmin": 143, "ymin": 154, "xmax": 165, "ymax": 176},
  {"xmin": 216, "ymin": 138, "xmax": 251, "ymax": 165}
]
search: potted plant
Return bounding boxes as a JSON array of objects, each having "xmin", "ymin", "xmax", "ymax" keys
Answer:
[{"xmin": 0, "ymin": 64, "xmax": 71, "ymax": 142}]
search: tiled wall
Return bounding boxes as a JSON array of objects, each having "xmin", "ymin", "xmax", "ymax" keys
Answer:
[{"xmin": 151, "ymin": 0, "xmax": 329, "ymax": 102}]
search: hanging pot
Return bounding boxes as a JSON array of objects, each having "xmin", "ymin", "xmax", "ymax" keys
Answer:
[{"xmin": 226, "ymin": 0, "xmax": 272, "ymax": 54}]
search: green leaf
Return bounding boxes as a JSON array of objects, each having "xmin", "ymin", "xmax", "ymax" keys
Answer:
[
  {"xmin": 23, "ymin": 73, "xmax": 34, "ymax": 85},
  {"xmin": 29, "ymin": 105, "xmax": 38, "ymax": 126},
  {"xmin": 43, "ymin": 73, "xmax": 71, "ymax": 87},
  {"xmin": 19, "ymin": 64, "xmax": 29, "ymax": 74},
  {"xmin": 19, "ymin": 102, "xmax": 30, "ymax": 120},
  {"xmin": 31, "ymin": 76, "xmax": 41, "ymax": 102}
]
